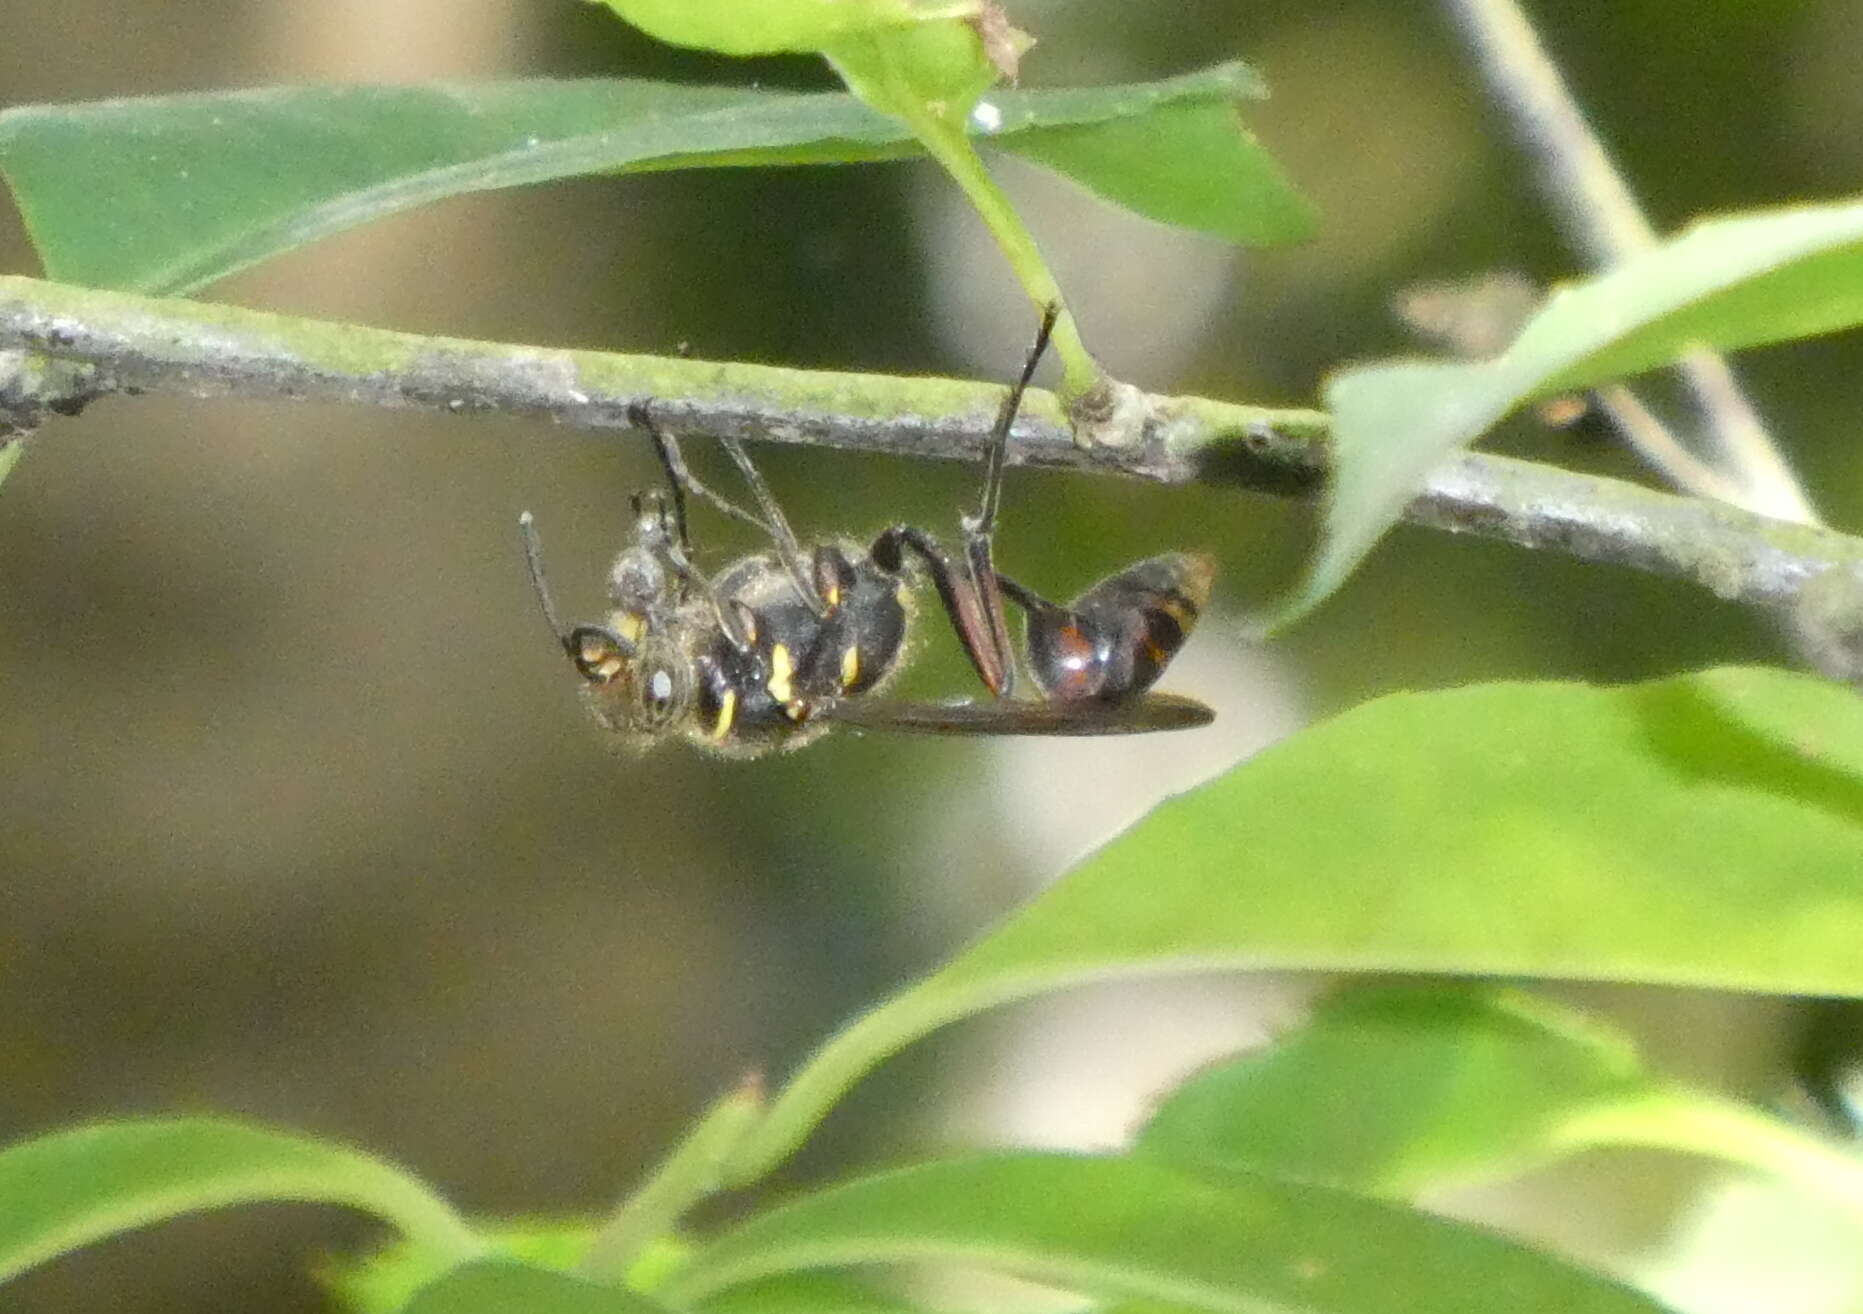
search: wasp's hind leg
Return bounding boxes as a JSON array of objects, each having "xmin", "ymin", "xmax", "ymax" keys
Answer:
[
  {"xmin": 822, "ymin": 309, "xmax": 1061, "ymax": 704},
  {"xmin": 870, "ymin": 525, "xmax": 1018, "ymax": 697},
  {"xmin": 856, "ymin": 308, "xmax": 1063, "ymax": 701}
]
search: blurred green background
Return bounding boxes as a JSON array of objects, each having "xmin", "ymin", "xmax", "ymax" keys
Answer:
[{"xmin": 3, "ymin": 2, "xmax": 1859, "ymax": 1311}]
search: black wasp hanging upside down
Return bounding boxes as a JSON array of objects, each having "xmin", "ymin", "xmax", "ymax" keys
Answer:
[{"xmin": 519, "ymin": 309, "xmax": 1216, "ymax": 756}]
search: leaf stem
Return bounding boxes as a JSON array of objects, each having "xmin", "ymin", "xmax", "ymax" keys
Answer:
[
  {"xmin": 581, "ymin": 1075, "xmax": 766, "ymax": 1280},
  {"xmin": 1560, "ymin": 1090, "xmax": 1863, "ymax": 1224},
  {"xmin": 0, "ymin": 436, "xmax": 24, "ymax": 494},
  {"xmin": 907, "ymin": 120, "xmax": 1098, "ymax": 402}
]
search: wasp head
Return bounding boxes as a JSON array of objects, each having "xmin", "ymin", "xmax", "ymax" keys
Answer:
[{"xmin": 568, "ymin": 625, "xmax": 696, "ymax": 743}]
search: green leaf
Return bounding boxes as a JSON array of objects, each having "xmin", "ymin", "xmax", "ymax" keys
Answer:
[
  {"xmin": 401, "ymin": 1260, "xmax": 671, "ymax": 1314},
  {"xmin": 824, "ymin": 19, "xmax": 998, "ymax": 128},
  {"xmin": 0, "ymin": 435, "xmax": 23, "ymax": 493},
  {"xmin": 1136, "ymin": 985, "xmax": 1652, "ymax": 1195},
  {"xmin": 587, "ymin": 0, "xmax": 975, "ymax": 56},
  {"xmin": 698, "ymin": 1271, "xmax": 932, "ymax": 1314},
  {"xmin": 329, "ymin": 1220, "xmax": 597, "ymax": 1314},
  {"xmin": 583, "ymin": 1078, "xmax": 764, "ymax": 1280},
  {"xmin": 1285, "ymin": 193, "xmax": 1863, "ymax": 619},
  {"xmin": 821, "ymin": 15, "xmax": 1100, "ymax": 396},
  {"xmin": 0, "ymin": 1118, "xmax": 481, "ymax": 1287},
  {"xmin": 666, "ymin": 1152, "xmax": 1671, "ymax": 1314},
  {"xmin": 1006, "ymin": 99, "xmax": 1311, "ymax": 249},
  {"xmin": 0, "ymin": 65, "xmax": 1309, "ymax": 295},
  {"xmin": 723, "ymin": 666, "xmax": 1863, "ymax": 1186},
  {"xmin": 1136, "ymin": 984, "xmax": 1863, "ymax": 1219}
]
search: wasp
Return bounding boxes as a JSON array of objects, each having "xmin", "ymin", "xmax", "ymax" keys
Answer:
[{"xmin": 519, "ymin": 309, "xmax": 1216, "ymax": 756}]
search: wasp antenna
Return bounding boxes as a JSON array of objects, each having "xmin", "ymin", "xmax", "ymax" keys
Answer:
[{"xmin": 518, "ymin": 510, "xmax": 570, "ymax": 647}]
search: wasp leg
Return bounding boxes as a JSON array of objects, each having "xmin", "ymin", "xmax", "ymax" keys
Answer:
[
  {"xmin": 620, "ymin": 482, "xmax": 758, "ymax": 655},
  {"xmin": 684, "ymin": 557, "xmax": 758, "ymax": 654},
  {"xmin": 627, "ymin": 402, "xmax": 775, "ymax": 542},
  {"xmin": 993, "ymin": 571, "xmax": 1058, "ymax": 615},
  {"xmin": 871, "ymin": 525, "xmax": 1014, "ymax": 696},
  {"xmin": 718, "ymin": 435, "xmax": 827, "ymax": 618},
  {"xmin": 951, "ymin": 304, "xmax": 1061, "ymax": 699},
  {"xmin": 968, "ymin": 302, "xmax": 1059, "ymax": 544},
  {"xmin": 665, "ymin": 541, "xmax": 757, "ymax": 655},
  {"xmin": 856, "ymin": 312, "xmax": 1059, "ymax": 699}
]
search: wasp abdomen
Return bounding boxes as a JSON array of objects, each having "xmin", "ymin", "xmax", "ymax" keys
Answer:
[{"xmin": 1025, "ymin": 552, "xmax": 1216, "ymax": 703}]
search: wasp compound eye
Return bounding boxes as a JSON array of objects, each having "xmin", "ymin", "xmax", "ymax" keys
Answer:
[{"xmin": 632, "ymin": 639, "xmax": 692, "ymax": 731}]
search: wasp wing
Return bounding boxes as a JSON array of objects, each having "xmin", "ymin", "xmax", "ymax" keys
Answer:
[{"xmin": 812, "ymin": 693, "xmax": 1214, "ymax": 737}]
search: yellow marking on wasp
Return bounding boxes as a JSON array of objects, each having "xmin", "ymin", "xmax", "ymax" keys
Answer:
[
  {"xmin": 710, "ymin": 688, "xmax": 737, "ymax": 741},
  {"xmin": 767, "ymin": 643, "xmax": 795, "ymax": 703},
  {"xmin": 840, "ymin": 645, "xmax": 860, "ymax": 688},
  {"xmin": 615, "ymin": 613, "xmax": 646, "ymax": 644},
  {"xmin": 824, "ymin": 580, "xmax": 841, "ymax": 608},
  {"xmin": 577, "ymin": 635, "xmax": 625, "ymax": 680}
]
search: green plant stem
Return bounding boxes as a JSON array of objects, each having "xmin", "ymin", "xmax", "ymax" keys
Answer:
[
  {"xmin": 0, "ymin": 437, "xmax": 23, "ymax": 493},
  {"xmin": 1559, "ymin": 1090, "xmax": 1863, "ymax": 1223},
  {"xmin": 581, "ymin": 1077, "xmax": 765, "ymax": 1280},
  {"xmin": 907, "ymin": 118, "xmax": 1097, "ymax": 402}
]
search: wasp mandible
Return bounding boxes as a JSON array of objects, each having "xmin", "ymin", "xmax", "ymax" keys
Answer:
[{"xmin": 520, "ymin": 309, "xmax": 1216, "ymax": 756}]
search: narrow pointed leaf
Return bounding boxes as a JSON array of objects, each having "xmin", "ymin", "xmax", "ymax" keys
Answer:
[
  {"xmin": 0, "ymin": 436, "xmax": 23, "ymax": 492},
  {"xmin": 670, "ymin": 1153, "xmax": 1671, "ymax": 1314},
  {"xmin": 1137, "ymin": 985, "xmax": 1653, "ymax": 1195},
  {"xmin": 698, "ymin": 1271, "xmax": 933, "ymax": 1314},
  {"xmin": 0, "ymin": 1118, "xmax": 479, "ymax": 1286},
  {"xmin": 1006, "ymin": 99, "xmax": 1310, "ymax": 248},
  {"xmin": 1286, "ymin": 194, "xmax": 1863, "ymax": 618},
  {"xmin": 402, "ymin": 1260, "xmax": 671, "ymax": 1314},
  {"xmin": 726, "ymin": 666, "xmax": 1863, "ymax": 1185},
  {"xmin": 1136, "ymin": 984, "xmax": 1863, "ymax": 1217},
  {"xmin": 328, "ymin": 1220, "xmax": 599, "ymax": 1314},
  {"xmin": 588, "ymin": 0, "xmax": 975, "ymax": 56},
  {"xmin": 0, "ymin": 64, "xmax": 1308, "ymax": 295}
]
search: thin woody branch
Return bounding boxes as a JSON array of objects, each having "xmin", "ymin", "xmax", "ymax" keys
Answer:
[
  {"xmin": 1, "ymin": 274, "xmax": 1860, "ymax": 623},
  {"xmin": 1441, "ymin": 0, "xmax": 1819, "ymax": 526}
]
